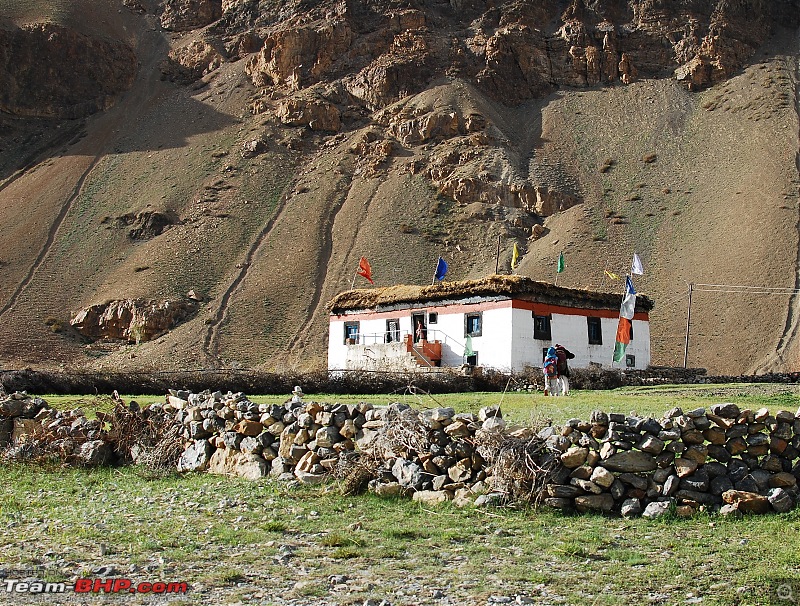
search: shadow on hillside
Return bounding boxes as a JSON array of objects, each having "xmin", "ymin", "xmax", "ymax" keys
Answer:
[
  {"xmin": 0, "ymin": 11, "xmax": 242, "ymax": 183},
  {"xmin": 0, "ymin": 91, "xmax": 240, "ymax": 184}
]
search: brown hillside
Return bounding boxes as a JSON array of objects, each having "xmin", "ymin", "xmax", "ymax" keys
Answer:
[{"xmin": 0, "ymin": 0, "xmax": 798, "ymax": 375}]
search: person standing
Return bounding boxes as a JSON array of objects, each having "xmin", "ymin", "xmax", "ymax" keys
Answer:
[
  {"xmin": 543, "ymin": 346, "xmax": 560, "ymax": 396},
  {"xmin": 554, "ymin": 344, "xmax": 575, "ymax": 395}
]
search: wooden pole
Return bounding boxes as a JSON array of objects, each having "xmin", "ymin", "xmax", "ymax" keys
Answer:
[{"xmin": 683, "ymin": 282, "xmax": 693, "ymax": 369}]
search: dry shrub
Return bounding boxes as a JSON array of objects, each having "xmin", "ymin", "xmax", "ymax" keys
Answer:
[
  {"xmin": 335, "ymin": 451, "xmax": 378, "ymax": 496},
  {"xmin": 105, "ymin": 402, "xmax": 183, "ymax": 471},
  {"xmin": 475, "ymin": 427, "xmax": 560, "ymax": 504},
  {"xmin": 382, "ymin": 405, "xmax": 429, "ymax": 458}
]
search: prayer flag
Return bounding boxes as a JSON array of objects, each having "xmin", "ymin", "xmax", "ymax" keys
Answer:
[
  {"xmin": 613, "ymin": 318, "xmax": 632, "ymax": 362},
  {"xmin": 620, "ymin": 276, "xmax": 636, "ymax": 320},
  {"xmin": 604, "ymin": 269, "xmax": 620, "ymax": 280},
  {"xmin": 356, "ymin": 256, "xmax": 374, "ymax": 284},
  {"xmin": 556, "ymin": 251, "xmax": 565, "ymax": 274},
  {"xmin": 613, "ymin": 276, "xmax": 637, "ymax": 362},
  {"xmin": 631, "ymin": 253, "xmax": 644, "ymax": 275},
  {"xmin": 511, "ymin": 243, "xmax": 520, "ymax": 270},
  {"xmin": 434, "ymin": 256, "xmax": 448, "ymax": 282},
  {"xmin": 464, "ymin": 335, "xmax": 474, "ymax": 357}
]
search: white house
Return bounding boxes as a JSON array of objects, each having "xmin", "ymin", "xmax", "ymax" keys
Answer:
[{"xmin": 326, "ymin": 274, "xmax": 654, "ymax": 373}]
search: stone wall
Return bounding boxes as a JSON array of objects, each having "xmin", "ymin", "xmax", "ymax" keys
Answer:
[
  {"xmin": 164, "ymin": 389, "xmax": 799, "ymax": 516},
  {"xmin": 3, "ymin": 388, "xmax": 798, "ymax": 517},
  {"xmin": 542, "ymin": 404, "xmax": 799, "ymax": 517}
]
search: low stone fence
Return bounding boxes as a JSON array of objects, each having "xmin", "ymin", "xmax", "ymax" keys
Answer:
[
  {"xmin": 2, "ymin": 389, "xmax": 799, "ymax": 517},
  {"xmin": 541, "ymin": 404, "xmax": 799, "ymax": 516},
  {"xmin": 0, "ymin": 391, "xmax": 112, "ymax": 465}
]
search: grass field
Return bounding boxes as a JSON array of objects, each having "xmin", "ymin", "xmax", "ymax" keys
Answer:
[{"xmin": 3, "ymin": 385, "xmax": 800, "ymax": 605}]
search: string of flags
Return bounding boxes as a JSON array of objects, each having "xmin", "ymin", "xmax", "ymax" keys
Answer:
[{"xmin": 352, "ymin": 245, "xmax": 643, "ymax": 366}]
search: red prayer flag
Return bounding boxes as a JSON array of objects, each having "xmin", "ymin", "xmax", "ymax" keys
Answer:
[
  {"xmin": 615, "ymin": 317, "xmax": 632, "ymax": 345},
  {"xmin": 357, "ymin": 256, "xmax": 373, "ymax": 284}
]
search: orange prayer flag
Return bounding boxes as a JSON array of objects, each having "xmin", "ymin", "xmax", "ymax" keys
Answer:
[{"xmin": 356, "ymin": 256, "xmax": 374, "ymax": 284}]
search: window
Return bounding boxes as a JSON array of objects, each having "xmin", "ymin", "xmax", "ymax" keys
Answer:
[
  {"xmin": 587, "ymin": 317, "xmax": 602, "ymax": 345},
  {"xmin": 428, "ymin": 312, "xmax": 438, "ymax": 324},
  {"xmin": 533, "ymin": 314, "xmax": 552, "ymax": 340},
  {"xmin": 465, "ymin": 352, "xmax": 478, "ymax": 366},
  {"xmin": 385, "ymin": 319, "xmax": 400, "ymax": 343},
  {"xmin": 629, "ymin": 323, "xmax": 634, "ymax": 341},
  {"xmin": 542, "ymin": 347, "xmax": 550, "ymax": 361},
  {"xmin": 626, "ymin": 354, "xmax": 636, "ymax": 368},
  {"xmin": 465, "ymin": 312, "xmax": 482, "ymax": 337},
  {"xmin": 344, "ymin": 321, "xmax": 359, "ymax": 344}
]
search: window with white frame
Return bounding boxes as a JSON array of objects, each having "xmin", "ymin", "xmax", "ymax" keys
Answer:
[
  {"xmin": 385, "ymin": 319, "xmax": 400, "ymax": 343},
  {"xmin": 344, "ymin": 321, "xmax": 359, "ymax": 344}
]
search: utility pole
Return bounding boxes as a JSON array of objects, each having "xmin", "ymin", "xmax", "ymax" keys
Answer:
[{"xmin": 683, "ymin": 282, "xmax": 693, "ymax": 369}]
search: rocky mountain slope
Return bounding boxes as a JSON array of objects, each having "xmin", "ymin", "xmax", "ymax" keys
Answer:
[{"xmin": 0, "ymin": 0, "xmax": 798, "ymax": 375}]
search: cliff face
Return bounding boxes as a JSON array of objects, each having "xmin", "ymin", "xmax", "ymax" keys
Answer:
[
  {"xmin": 0, "ymin": 22, "xmax": 137, "ymax": 119},
  {"xmin": 0, "ymin": 0, "xmax": 798, "ymax": 375}
]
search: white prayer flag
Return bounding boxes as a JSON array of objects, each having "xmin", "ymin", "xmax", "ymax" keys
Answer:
[{"xmin": 631, "ymin": 253, "xmax": 644, "ymax": 275}]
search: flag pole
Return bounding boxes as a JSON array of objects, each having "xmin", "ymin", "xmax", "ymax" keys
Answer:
[
  {"xmin": 494, "ymin": 234, "xmax": 501, "ymax": 275},
  {"xmin": 350, "ymin": 271, "xmax": 357, "ymax": 289}
]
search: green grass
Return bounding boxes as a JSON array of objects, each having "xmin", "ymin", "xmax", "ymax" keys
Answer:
[
  {"xmin": 12, "ymin": 386, "xmax": 799, "ymax": 603},
  {"xmin": 41, "ymin": 383, "xmax": 800, "ymax": 425},
  {"xmin": 0, "ymin": 460, "xmax": 798, "ymax": 605}
]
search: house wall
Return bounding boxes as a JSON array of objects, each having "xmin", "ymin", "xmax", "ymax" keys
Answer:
[
  {"xmin": 509, "ymin": 306, "xmax": 651, "ymax": 371},
  {"xmin": 341, "ymin": 342, "xmax": 420, "ymax": 372},
  {"xmin": 329, "ymin": 299, "xmax": 651, "ymax": 372}
]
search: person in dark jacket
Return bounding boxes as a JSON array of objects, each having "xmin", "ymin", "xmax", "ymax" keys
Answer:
[
  {"xmin": 543, "ymin": 346, "xmax": 559, "ymax": 396},
  {"xmin": 554, "ymin": 344, "xmax": 575, "ymax": 395}
]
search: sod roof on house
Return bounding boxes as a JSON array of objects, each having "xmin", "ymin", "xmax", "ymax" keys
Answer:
[{"xmin": 327, "ymin": 274, "xmax": 655, "ymax": 314}]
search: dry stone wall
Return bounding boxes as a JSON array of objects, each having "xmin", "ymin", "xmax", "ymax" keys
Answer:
[
  {"xmin": 3, "ymin": 388, "xmax": 799, "ymax": 517},
  {"xmin": 162, "ymin": 389, "xmax": 800, "ymax": 516},
  {"xmin": 543, "ymin": 404, "xmax": 800, "ymax": 517}
]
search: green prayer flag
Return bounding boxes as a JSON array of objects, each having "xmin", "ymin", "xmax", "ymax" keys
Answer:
[
  {"xmin": 556, "ymin": 251, "xmax": 565, "ymax": 273},
  {"xmin": 464, "ymin": 335, "xmax": 474, "ymax": 357}
]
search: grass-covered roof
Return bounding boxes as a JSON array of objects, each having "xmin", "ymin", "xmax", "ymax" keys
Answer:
[{"xmin": 327, "ymin": 274, "xmax": 655, "ymax": 314}]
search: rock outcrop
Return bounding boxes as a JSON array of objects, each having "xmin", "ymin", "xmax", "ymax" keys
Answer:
[
  {"xmin": 163, "ymin": 38, "xmax": 225, "ymax": 83},
  {"xmin": 0, "ymin": 24, "xmax": 137, "ymax": 119},
  {"xmin": 70, "ymin": 299, "xmax": 199, "ymax": 344},
  {"xmin": 160, "ymin": 0, "xmax": 222, "ymax": 32},
  {"xmin": 277, "ymin": 96, "xmax": 341, "ymax": 131}
]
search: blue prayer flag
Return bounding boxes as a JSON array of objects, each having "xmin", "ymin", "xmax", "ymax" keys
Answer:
[{"xmin": 434, "ymin": 257, "xmax": 448, "ymax": 281}]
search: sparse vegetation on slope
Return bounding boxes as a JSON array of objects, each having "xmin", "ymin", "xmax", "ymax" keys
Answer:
[{"xmin": 0, "ymin": 1, "xmax": 798, "ymax": 374}]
